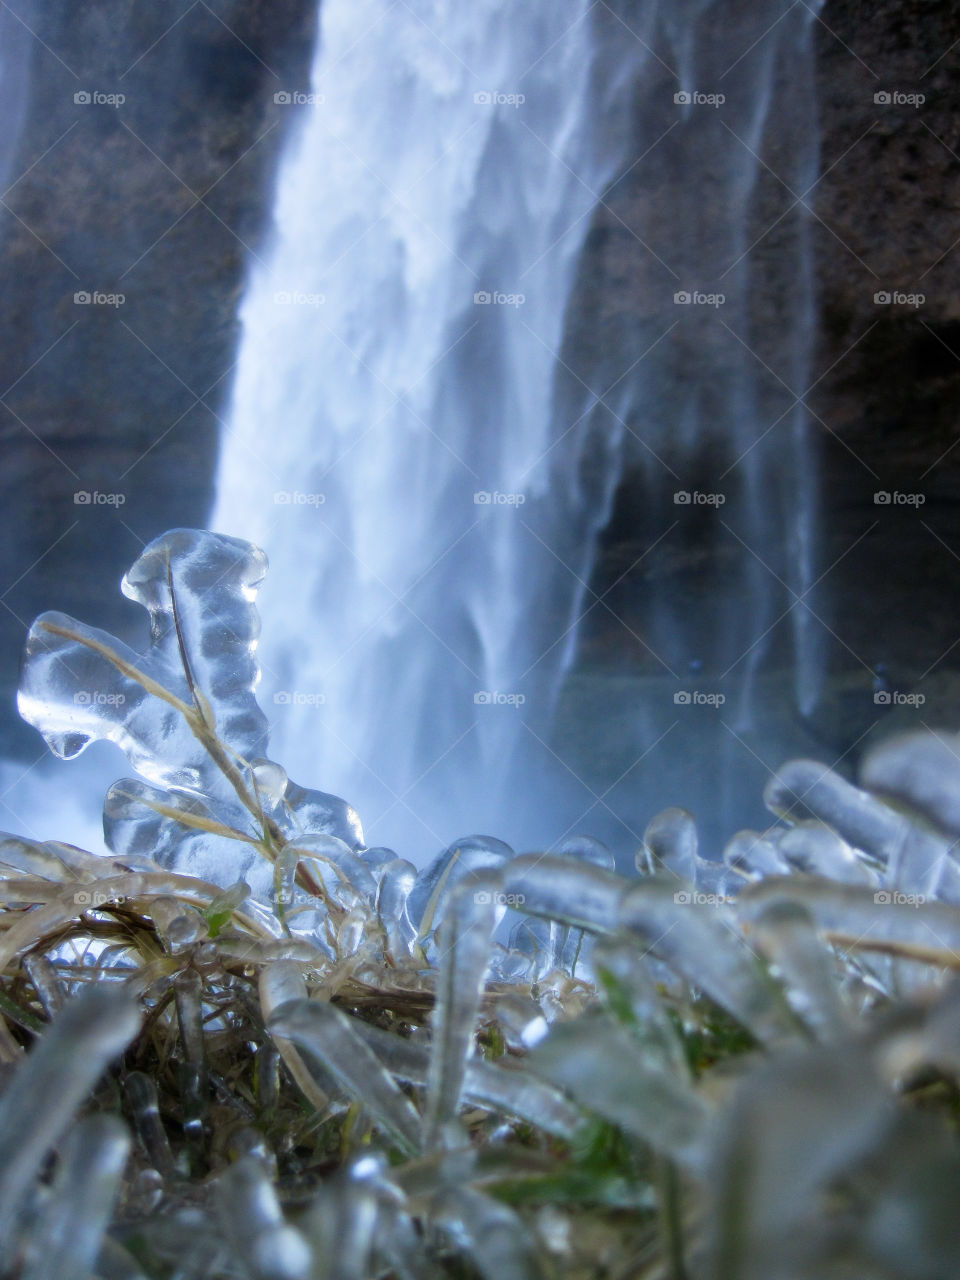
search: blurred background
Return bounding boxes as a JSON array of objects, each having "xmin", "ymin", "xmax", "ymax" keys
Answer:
[{"xmin": 1, "ymin": 0, "xmax": 958, "ymax": 867}]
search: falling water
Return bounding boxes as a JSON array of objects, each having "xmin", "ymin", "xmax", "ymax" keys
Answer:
[
  {"xmin": 214, "ymin": 0, "xmax": 825, "ymax": 860},
  {"xmin": 214, "ymin": 0, "xmax": 643, "ymax": 856}
]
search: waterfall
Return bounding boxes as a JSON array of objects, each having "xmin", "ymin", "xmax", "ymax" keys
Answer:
[
  {"xmin": 214, "ymin": 0, "xmax": 825, "ymax": 860},
  {"xmin": 213, "ymin": 0, "xmax": 643, "ymax": 856}
]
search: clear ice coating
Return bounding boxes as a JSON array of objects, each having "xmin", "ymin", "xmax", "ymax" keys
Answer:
[{"xmin": 18, "ymin": 530, "xmax": 363, "ymax": 898}]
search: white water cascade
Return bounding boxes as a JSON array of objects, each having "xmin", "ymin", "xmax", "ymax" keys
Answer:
[{"xmin": 214, "ymin": 0, "xmax": 825, "ymax": 860}]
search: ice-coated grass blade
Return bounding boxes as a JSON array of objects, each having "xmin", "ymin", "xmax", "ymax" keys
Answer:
[
  {"xmin": 503, "ymin": 854, "xmax": 628, "ymax": 933},
  {"xmin": 0, "ymin": 984, "xmax": 139, "ymax": 1241},
  {"xmin": 618, "ymin": 877, "xmax": 804, "ymax": 1046},
  {"xmin": 352, "ymin": 1020, "xmax": 584, "ymax": 1139},
  {"xmin": 530, "ymin": 1014, "xmax": 714, "ymax": 1174},
  {"xmin": 268, "ymin": 998, "xmax": 421, "ymax": 1154},
  {"xmin": 423, "ymin": 875, "xmax": 498, "ymax": 1147},
  {"xmin": 217, "ymin": 1155, "xmax": 312, "ymax": 1280},
  {"xmin": 434, "ymin": 1185, "xmax": 546, "ymax": 1280},
  {"xmin": 21, "ymin": 1114, "xmax": 130, "ymax": 1280},
  {"xmin": 737, "ymin": 875, "xmax": 960, "ymax": 969},
  {"xmin": 862, "ymin": 730, "xmax": 960, "ymax": 838}
]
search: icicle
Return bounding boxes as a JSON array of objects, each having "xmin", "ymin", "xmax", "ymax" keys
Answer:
[
  {"xmin": 423, "ymin": 876, "xmax": 498, "ymax": 1147},
  {"xmin": 776, "ymin": 821, "xmax": 877, "ymax": 885},
  {"xmin": 723, "ymin": 829, "xmax": 791, "ymax": 880},
  {"xmin": 407, "ymin": 836, "xmax": 514, "ymax": 940},
  {"xmin": 376, "ymin": 858, "xmax": 418, "ymax": 959}
]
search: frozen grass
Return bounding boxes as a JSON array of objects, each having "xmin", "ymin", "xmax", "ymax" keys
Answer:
[{"xmin": 2, "ymin": 529, "xmax": 960, "ymax": 1279}]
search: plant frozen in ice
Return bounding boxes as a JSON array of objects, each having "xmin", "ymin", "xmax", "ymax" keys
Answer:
[{"xmin": 5, "ymin": 528, "xmax": 960, "ymax": 1278}]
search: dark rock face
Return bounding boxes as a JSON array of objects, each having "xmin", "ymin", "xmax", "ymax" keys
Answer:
[
  {"xmin": 575, "ymin": 0, "xmax": 960, "ymax": 787},
  {"xmin": 0, "ymin": 0, "xmax": 318, "ymax": 754}
]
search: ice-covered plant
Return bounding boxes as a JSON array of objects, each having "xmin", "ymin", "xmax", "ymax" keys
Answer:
[{"xmin": 1, "ymin": 528, "xmax": 960, "ymax": 1279}]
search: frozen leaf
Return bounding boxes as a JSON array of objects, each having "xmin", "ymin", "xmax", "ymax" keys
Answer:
[
  {"xmin": 0, "ymin": 985, "xmax": 139, "ymax": 1240},
  {"xmin": 423, "ymin": 874, "xmax": 498, "ymax": 1146},
  {"xmin": 18, "ymin": 530, "xmax": 269, "ymax": 793},
  {"xmin": 269, "ymin": 999, "xmax": 421, "ymax": 1154}
]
